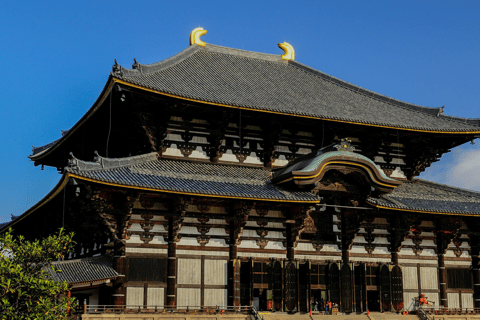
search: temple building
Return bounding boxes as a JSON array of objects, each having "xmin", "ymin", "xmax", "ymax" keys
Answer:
[{"xmin": 2, "ymin": 28, "xmax": 480, "ymax": 315}]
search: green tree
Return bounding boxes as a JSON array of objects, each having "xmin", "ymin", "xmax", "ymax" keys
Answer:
[{"xmin": 0, "ymin": 228, "xmax": 76, "ymax": 320}]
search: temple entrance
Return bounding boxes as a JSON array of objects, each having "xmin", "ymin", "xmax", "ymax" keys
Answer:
[
  {"xmin": 252, "ymin": 261, "xmax": 269, "ymax": 311},
  {"xmin": 253, "ymin": 289, "xmax": 267, "ymax": 311},
  {"xmin": 367, "ymin": 290, "xmax": 380, "ymax": 311},
  {"xmin": 240, "ymin": 261, "xmax": 252, "ymax": 306},
  {"xmin": 311, "ymin": 289, "xmax": 327, "ymax": 311}
]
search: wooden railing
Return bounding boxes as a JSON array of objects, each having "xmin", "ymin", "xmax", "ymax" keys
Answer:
[
  {"xmin": 420, "ymin": 306, "xmax": 480, "ymax": 316},
  {"xmin": 82, "ymin": 304, "xmax": 255, "ymax": 315}
]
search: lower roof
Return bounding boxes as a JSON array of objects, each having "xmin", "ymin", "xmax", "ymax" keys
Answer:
[
  {"xmin": 367, "ymin": 179, "xmax": 480, "ymax": 215},
  {"xmin": 49, "ymin": 255, "xmax": 120, "ymax": 285},
  {"xmin": 66, "ymin": 152, "xmax": 318, "ymax": 203}
]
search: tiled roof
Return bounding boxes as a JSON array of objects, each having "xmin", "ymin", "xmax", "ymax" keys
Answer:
[
  {"xmin": 66, "ymin": 152, "xmax": 318, "ymax": 202},
  {"xmin": 49, "ymin": 255, "xmax": 120, "ymax": 285},
  {"xmin": 112, "ymin": 43, "xmax": 480, "ymax": 132},
  {"xmin": 367, "ymin": 179, "xmax": 480, "ymax": 215}
]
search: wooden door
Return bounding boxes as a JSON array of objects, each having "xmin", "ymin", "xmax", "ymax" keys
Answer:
[
  {"xmin": 240, "ymin": 260, "xmax": 252, "ymax": 306},
  {"xmin": 329, "ymin": 263, "xmax": 340, "ymax": 306},
  {"xmin": 341, "ymin": 263, "xmax": 353, "ymax": 313},
  {"xmin": 391, "ymin": 265, "xmax": 404, "ymax": 312},
  {"xmin": 380, "ymin": 265, "xmax": 391, "ymax": 312},
  {"xmin": 272, "ymin": 261, "xmax": 283, "ymax": 311},
  {"xmin": 299, "ymin": 262, "xmax": 309, "ymax": 312},
  {"xmin": 284, "ymin": 261, "xmax": 297, "ymax": 312},
  {"xmin": 355, "ymin": 263, "xmax": 366, "ymax": 313}
]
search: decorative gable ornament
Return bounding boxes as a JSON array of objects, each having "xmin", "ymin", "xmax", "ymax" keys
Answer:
[
  {"xmin": 278, "ymin": 42, "xmax": 295, "ymax": 61},
  {"xmin": 190, "ymin": 27, "xmax": 207, "ymax": 46},
  {"xmin": 334, "ymin": 138, "xmax": 355, "ymax": 152}
]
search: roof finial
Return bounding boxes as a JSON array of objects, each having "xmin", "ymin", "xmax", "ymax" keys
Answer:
[
  {"xmin": 278, "ymin": 42, "xmax": 295, "ymax": 61},
  {"xmin": 190, "ymin": 27, "xmax": 207, "ymax": 46}
]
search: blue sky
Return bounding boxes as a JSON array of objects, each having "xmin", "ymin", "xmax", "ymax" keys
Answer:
[{"xmin": 1, "ymin": 1, "xmax": 479, "ymax": 223}]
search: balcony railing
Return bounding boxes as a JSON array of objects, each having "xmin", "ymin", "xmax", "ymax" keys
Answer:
[{"xmin": 81, "ymin": 304, "xmax": 256, "ymax": 316}]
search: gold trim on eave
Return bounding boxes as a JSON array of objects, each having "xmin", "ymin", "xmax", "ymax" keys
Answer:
[
  {"xmin": 278, "ymin": 42, "xmax": 295, "ymax": 60},
  {"xmin": 67, "ymin": 173, "xmax": 319, "ymax": 204},
  {"xmin": 277, "ymin": 161, "xmax": 399, "ymax": 188},
  {"xmin": 112, "ymin": 79, "xmax": 480, "ymax": 135},
  {"xmin": 368, "ymin": 202, "xmax": 479, "ymax": 217},
  {"xmin": 190, "ymin": 27, "xmax": 207, "ymax": 46}
]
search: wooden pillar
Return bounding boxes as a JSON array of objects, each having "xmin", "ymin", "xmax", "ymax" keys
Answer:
[
  {"xmin": 112, "ymin": 239, "xmax": 126, "ymax": 306},
  {"xmin": 286, "ymin": 221, "xmax": 295, "ymax": 261},
  {"xmin": 341, "ymin": 210, "xmax": 349, "ymax": 264},
  {"xmin": 167, "ymin": 217, "xmax": 177, "ymax": 308},
  {"xmin": 438, "ymin": 254, "xmax": 447, "ymax": 308},
  {"xmin": 228, "ymin": 220, "xmax": 239, "ymax": 307},
  {"xmin": 391, "ymin": 252, "xmax": 399, "ymax": 266},
  {"xmin": 471, "ymin": 235, "xmax": 480, "ymax": 308}
]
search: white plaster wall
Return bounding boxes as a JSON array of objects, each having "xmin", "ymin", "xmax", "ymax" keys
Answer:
[
  {"xmin": 264, "ymin": 241, "xmax": 285, "ymax": 250},
  {"xmin": 403, "ymin": 267, "xmax": 418, "ymax": 289},
  {"xmin": 126, "ymin": 248, "xmax": 167, "ymax": 254},
  {"xmin": 404, "ymin": 292, "xmax": 418, "ymax": 311},
  {"xmin": 462, "ymin": 293, "xmax": 474, "ymax": 309},
  {"xmin": 448, "ymin": 293, "xmax": 460, "ymax": 308},
  {"xmin": 238, "ymin": 252, "xmax": 285, "ymax": 259},
  {"xmin": 177, "ymin": 259, "xmax": 201, "ymax": 284},
  {"xmin": 297, "ymin": 242, "xmax": 315, "ymax": 252},
  {"xmin": 177, "ymin": 237, "xmax": 200, "ymax": 246},
  {"xmin": 204, "ymin": 260, "xmax": 228, "ymax": 285},
  {"xmin": 205, "ymin": 238, "xmax": 228, "ymax": 248},
  {"xmin": 204, "ymin": 289, "xmax": 228, "ymax": 307},
  {"xmin": 147, "ymin": 288, "xmax": 164, "ymax": 307},
  {"xmin": 126, "ymin": 287, "xmax": 144, "ymax": 308},
  {"xmin": 420, "ymin": 267, "xmax": 438, "ymax": 290},
  {"xmin": 265, "ymin": 231, "xmax": 284, "ymax": 239},
  {"xmin": 177, "ymin": 288, "xmax": 201, "ymax": 308},
  {"xmin": 177, "ymin": 250, "xmax": 229, "ymax": 256}
]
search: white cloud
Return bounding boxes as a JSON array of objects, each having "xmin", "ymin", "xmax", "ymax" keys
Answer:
[
  {"xmin": 421, "ymin": 145, "xmax": 480, "ymax": 192},
  {"xmin": 445, "ymin": 149, "xmax": 480, "ymax": 191}
]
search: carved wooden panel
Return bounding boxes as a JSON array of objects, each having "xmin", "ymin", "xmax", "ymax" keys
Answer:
[
  {"xmin": 329, "ymin": 263, "xmax": 340, "ymax": 306},
  {"xmin": 341, "ymin": 263, "xmax": 353, "ymax": 313},
  {"xmin": 391, "ymin": 265, "xmax": 404, "ymax": 312},
  {"xmin": 380, "ymin": 265, "xmax": 391, "ymax": 312},
  {"xmin": 272, "ymin": 261, "xmax": 283, "ymax": 311},
  {"xmin": 284, "ymin": 261, "xmax": 297, "ymax": 312}
]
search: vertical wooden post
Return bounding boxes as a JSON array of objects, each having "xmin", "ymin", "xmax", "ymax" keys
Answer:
[
  {"xmin": 391, "ymin": 252, "xmax": 399, "ymax": 266},
  {"xmin": 166, "ymin": 217, "xmax": 177, "ymax": 309},
  {"xmin": 438, "ymin": 254, "xmax": 448, "ymax": 308},
  {"xmin": 470, "ymin": 234, "xmax": 480, "ymax": 308},
  {"xmin": 228, "ymin": 218, "xmax": 240, "ymax": 307},
  {"xmin": 112, "ymin": 239, "xmax": 126, "ymax": 306}
]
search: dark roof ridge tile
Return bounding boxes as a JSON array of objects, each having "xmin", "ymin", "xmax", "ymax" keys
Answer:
[
  {"xmin": 67, "ymin": 152, "xmax": 158, "ymax": 172},
  {"xmin": 51, "ymin": 254, "xmax": 112, "ymax": 265},
  {"xmin": 203, "ymin": 44, "xmax": 283, "ymax": 62},
  {"xmin": 111, "ymin": 45, "xmax": 201, "ymax": 77}
]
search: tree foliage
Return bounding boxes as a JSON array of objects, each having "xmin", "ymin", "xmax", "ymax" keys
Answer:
[{"xmin": 0, "ymin": 228, "xmax": 76, "ymax": 320}]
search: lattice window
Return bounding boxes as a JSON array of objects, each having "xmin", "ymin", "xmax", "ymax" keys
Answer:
[
  {"xmin": 252, "ymin": 262, "xmax": 269, "ymax": 284},
  {"xmin": 366, "ymin": 266, "xmax": 379, "ymax": 286},
  {"xmin": 310, "ymin": 264, "xmax": 328, "ymax": 285},
  {"xmin": 447, "ymin": 268, "xmax": 472, "ymax": 289},
  {"xmin": 128, "ymin": 258, "xmax": 167, "ymax": 282}
]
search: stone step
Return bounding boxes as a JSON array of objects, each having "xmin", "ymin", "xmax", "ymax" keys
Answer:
[{"xmin": 368, "ymin": 312, "xmax": 419, "ymax": 320}]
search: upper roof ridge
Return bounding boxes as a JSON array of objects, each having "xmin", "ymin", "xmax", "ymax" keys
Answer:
[
  {"xmin": 111, "ymin": 45, "xmax": 202, "ymax": 77},
  {"xmin": 67, "ymin": 151, "xmax": 158, "ymax": 172},
  {"xmin": 112, "ymin": 43, "xmax": 284, "ymax": 78}
]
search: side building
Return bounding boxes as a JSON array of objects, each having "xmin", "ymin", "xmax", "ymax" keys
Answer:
[{"xmin": 2, "ymin": 29, "xmax": 480, "ymax": 314}]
